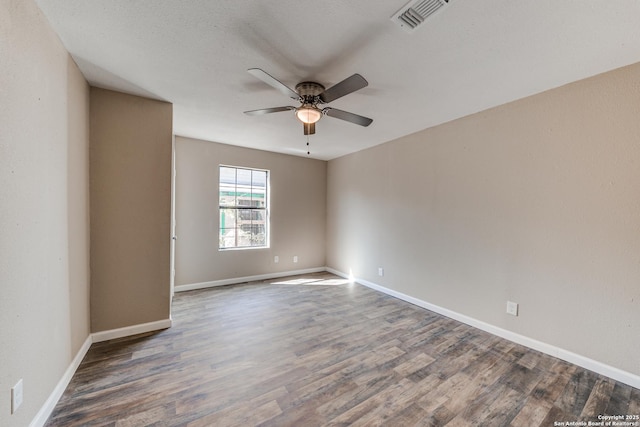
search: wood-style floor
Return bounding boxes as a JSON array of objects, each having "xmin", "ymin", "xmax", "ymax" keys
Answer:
[{"xmin": 46, "ymin": 272, "xmax": 639, "ymax": 426}]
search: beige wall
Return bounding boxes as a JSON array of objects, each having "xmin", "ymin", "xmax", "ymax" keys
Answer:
[
  {"xmin": 0, "ymin": 0, "xmax": 91, "ymax": 425},
  {"xmin": 174, "ymin": 136, "xmax": 326, "ymax": 286},
  {"xmin": 67, "ymin": 57, "xmax": 91, "ymax": 353},
  {"xmin": 327, "ymin": 62, "xmax": 640, "ymax": 377},
  {"xmin": 90, "ymin": 88, "xmax": 173, "ymax": 331}
]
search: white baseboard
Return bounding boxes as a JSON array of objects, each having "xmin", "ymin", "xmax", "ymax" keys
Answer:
[
  {"xmin": 29, "ymin": 335, "xmax": 92, "ymax": 427},
  {"xmin": 175, "ymin": 267, "xmax": 327, "ymax": 292},
  {"xmin": 92, "ymin": 318, "xmax": 173, "ymax": 343},
  {"xmin": 326, "ymin": 267, "xmax": 640, "ymax": 390}
]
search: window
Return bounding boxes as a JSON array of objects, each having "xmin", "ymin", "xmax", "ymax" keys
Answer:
[{"xmin": 219, "ymin": 166, "xmax": 269, "ymax": 249}]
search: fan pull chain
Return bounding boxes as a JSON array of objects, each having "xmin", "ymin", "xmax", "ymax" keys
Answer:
[{"xmin": 306, "ymin": 135, "xmax": 310, "ymax": 156}]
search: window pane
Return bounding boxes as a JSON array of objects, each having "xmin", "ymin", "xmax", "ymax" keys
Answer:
[
  {"xmin": 219, "ymin": 184, "xmax": 236, "ymax": 207},
  {"xmin": 220, "ymin": 209, "xmax": 236, "ymax": 228},
  {"xmin": 219, "ymin": 208, "xmax": 236, "ymax": 248},
  {"xmin": 219, "ymin": 229, "xmax": 235, "ymax": 248},
  {"xmin": 236, "ymin": 227, "xmax": 252, "ymax": 247},
  {"xmin": 237, "ymin": 208, "xmax": 252, "ymax": 221},
  {"xmin": 220, "ymin": 167, "xmax": 236, "ymax": 185},
  {"xmin": 252, "ymin": 187, "xmax": 266, "ymax": 208},
  {"xmin": 237, "ymin": 168, "xmax": 252, "ymax": 186},
  {"xmin": 252, "ymin": 170, "xmax": 267, "ymax": 187},
  {"xmin": 252, "ymin": 170, "xmax": 267, "ymax": 208},
  {"xmin": 251, "ymin": 210, "xmax": 264, "ymax": 222},
  {"xmin": 252, "ymin": 225, "xmax": 266, "ymax": 245}
]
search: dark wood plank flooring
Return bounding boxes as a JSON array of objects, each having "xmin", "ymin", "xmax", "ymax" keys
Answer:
[{"xmin": 45, "ymin": 272, "xmax": 640, "ymax": 426}]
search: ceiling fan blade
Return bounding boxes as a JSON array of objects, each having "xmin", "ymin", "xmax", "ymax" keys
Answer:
[
  {"xmin": 244, "ymin": 106, "xmax": 295, "ymax": 116},
  {"xmin": 303, "ymin": 122, "xmax": 316, "ymax": 135},
  {"xmin": 319, "ymin": 74, "xmax": 368, "ymax": 103},
  {"xmin": 324, "ymin": 108, "xmax": 373, "ymax": 127},
  {"xmin": 248, "ymin": 68, "xmax": 300, "ymax": 100}
]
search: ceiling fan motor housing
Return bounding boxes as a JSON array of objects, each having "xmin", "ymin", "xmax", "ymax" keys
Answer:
[{"xmin": 295, "ymin": 82, "xmax": 326, "ymax": 103}]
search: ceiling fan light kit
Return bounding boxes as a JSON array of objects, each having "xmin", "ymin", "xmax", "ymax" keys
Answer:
[
  {"xmin": 296, "ymin": 106, "xmax": 322, "ymax": 124},
  {"xmin": 244, "ymin": 68, "xmax": 372, "ymax": 136}
]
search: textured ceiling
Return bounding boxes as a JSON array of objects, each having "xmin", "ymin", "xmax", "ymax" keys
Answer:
[{"xmin": 36, "ymin": 0, "xmax": 640, "ymax": 160}]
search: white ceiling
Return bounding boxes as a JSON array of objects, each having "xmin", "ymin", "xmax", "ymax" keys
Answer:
[{"xmin": 36, "ymin": 0, "xmax": 640, "ymax": 160}]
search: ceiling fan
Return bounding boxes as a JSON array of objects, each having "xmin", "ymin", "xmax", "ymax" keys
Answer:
[{"xmin": 244, "ymin": 68, "xmax": 373, "ymax": 135}]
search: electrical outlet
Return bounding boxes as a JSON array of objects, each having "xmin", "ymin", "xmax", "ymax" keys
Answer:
[
  {"xmin": 293, "ymin": 256, "xmax": 298, "ymax": 263},
  {"xmin": 506, "ymin": 301, "xmax": 519, "ymax": 316},
  {"xmin": 11, "ymin": 379, "xmax": 23, "ymax": 414},
  {"xmin": 378, "ymin": 267, "xmax": 384, "ymax": 277},
  {"xmin": 274, "ymin": 256, "xmax": 279, "ymax": 263}
]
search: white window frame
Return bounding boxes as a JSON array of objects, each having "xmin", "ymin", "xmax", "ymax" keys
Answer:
[{"xmin": 218, "ymin": 165, "xmax": 270, "ymax": 250}]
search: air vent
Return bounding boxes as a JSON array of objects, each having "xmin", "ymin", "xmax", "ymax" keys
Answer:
[{"xmin": 391, "ymin": 0, "xmax": 449, "ymax": 33}]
